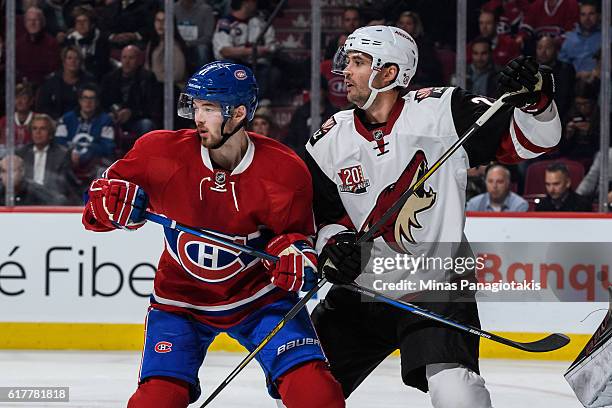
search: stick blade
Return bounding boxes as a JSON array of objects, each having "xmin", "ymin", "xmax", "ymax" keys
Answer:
[{"xmin": 517, "ymin": 333, "xmax": 570, "ymax": 352}]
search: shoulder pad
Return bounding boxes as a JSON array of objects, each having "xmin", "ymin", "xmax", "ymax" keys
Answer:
[
  {"xmin": 413, "ymin": 87, "xmax": 450, "ymax": 103},
  {"xmin": 308, "ymin": 115, "xmax": 338, "ymax": 147}
]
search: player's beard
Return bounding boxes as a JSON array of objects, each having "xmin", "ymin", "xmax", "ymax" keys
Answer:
[
  {"xmin": 198, "ymin": 128, "xmax": 222, "ymax": 149},
  {"xmin": 347, "ymin": 84, "xmax": 371, "ymax": 108}
]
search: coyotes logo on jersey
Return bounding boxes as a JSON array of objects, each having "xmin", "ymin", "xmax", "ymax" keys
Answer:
[{"xmin": 362, "ymin": 150, "xmax": 437, "ymax": 253}]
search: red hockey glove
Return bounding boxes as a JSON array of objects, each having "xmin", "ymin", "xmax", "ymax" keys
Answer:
[
  {"xmin": 86, "ymin": 178, "xmax": 149, "ymax": 230},
  {"xmin": 263, "ymin": 233, "xmax": 318, "ymax": 292},
  {"xmin": 498, "ymin": 56, "xmax": 555, "ymax": 115}
]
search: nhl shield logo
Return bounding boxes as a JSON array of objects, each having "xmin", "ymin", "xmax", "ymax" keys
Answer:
[
  {"xmin": 215, "ymin": 171, "xmax": 226, "ymax": 185},
  {"xmin": 373, "ymin": 129, "xmax": 384, "ymax": 141}
]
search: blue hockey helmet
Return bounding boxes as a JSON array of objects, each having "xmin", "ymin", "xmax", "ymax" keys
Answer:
[{"xmin": 178, "ymin": 61, "xmax": 259, "ymax": 121}]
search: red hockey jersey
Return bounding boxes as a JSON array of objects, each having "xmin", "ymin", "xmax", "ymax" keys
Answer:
[{"xmin": 83, "ymin": 130, "xmax": 314, "ymax": 328}]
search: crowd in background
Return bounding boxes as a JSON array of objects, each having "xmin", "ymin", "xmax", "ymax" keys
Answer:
[{"xmin": 0, "ymin": 0, "xmax": 610, "ymax": 211}]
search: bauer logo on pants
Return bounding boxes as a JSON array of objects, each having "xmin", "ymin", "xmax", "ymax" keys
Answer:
[
  {"xmin": 277, "ymin": 338, "xmax": 320, "ymax": 355},
  {"xmin": 154, "ymin": 341, "xmax": 173, "ymax": 353}
]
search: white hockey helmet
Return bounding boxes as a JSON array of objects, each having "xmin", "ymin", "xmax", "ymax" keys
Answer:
[{"xmin": 333, "ymin": 25, "xmax": 419, "ymax": 109}]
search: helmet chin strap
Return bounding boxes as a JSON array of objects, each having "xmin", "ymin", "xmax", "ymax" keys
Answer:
[
  {"xmin": 357, "ymin": 70, "xmax": 398, "ymax": 111},
  {"xmin": 210, "ymin": 116, "xmax": 247, "ymax": 150}
]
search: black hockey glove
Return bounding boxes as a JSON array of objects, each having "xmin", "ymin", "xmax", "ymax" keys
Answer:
[
  {"xmin": 318, "ymin": 230, "xmax": 371, "ymax": 284},
  {"xmin": 498, "ymin": 56, "xmax": 555, "ymax": 115}
]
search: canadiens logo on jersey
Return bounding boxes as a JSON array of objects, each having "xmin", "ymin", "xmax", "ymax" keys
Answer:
[
  {"xmin": 338, "ymin": 165, "xmax": 371, "ymax": 194},
  {"xmin": 362, "ymin": 150, "xmax": 436, "ymax": 252},
  {"xmin": 165, "ymin": 229, "xmax": 259, "ymax": 283}
]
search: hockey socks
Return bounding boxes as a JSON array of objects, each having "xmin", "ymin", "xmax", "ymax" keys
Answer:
[
  {"xmin": 276, "ymin": 360, "xmax": 345, "ymax": 408},
  {"xmin": 127, "ymin": 377, "xmax": 190, "ymax": 408}
]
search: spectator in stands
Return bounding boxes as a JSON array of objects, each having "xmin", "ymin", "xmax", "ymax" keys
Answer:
[
  {"xmin": 559, "ymin": 1, "xmax": 606, "ymax": 81},
  {"xmin": 576, "ymin": 147, "xmax": 612, "ymax": 203},
  {"xmin": 175, "ymin": 0, "xmax": 215, "ymax": 67},
  {"xmin": 535, "ymin": 35, "xmax": 575, "ymax": 123},
  {"xmin": 36, "ymin": 45, "xmax": 95, "ymax": 120},
  {"xmin": 0, "ymin": 154, "xmax": 67, "ymax": 205},
  {"xmin": 363, "ymin": 9, "xmax": 386, "ymax": 27},
  {"xmin": 98, "ymin": 0, "xmax": 155, "ymax": 51},
  {"xmin": 517, "ymin": 0, "xmax": 579, "ymax": 52},
  {"xmin": 320, "ymin": 52, "xmax": 350, "ymax": 109},
  {"xmin": 100, "ymin": 45, "xmax": 161, "ymax": 140},
  {"xmin": 16, "ymin": 113, "xmax": 80, "ymax": 204},
  {"xmin": 0, "ymin": 83, "xmax": 36, "ymax": 151},
  {"xmin": 56, "ymin": 83, "xmax": 115, "ymax": 185},
  {"xmin": 324, "ymin": 7, "xmax": 362, "ymax": 60},
  {"xmin": 466, "ymin": 165, "xmax": 487, "ymax": 201},
  {"xmin": 536, "ymin": 162, "xmax": 591, "ymax": 211},
  {"xmin": 16, "ymin": 6, "xmax": 61, "ymax": 86},
  {"xmin": 212, "ymin": 0, "xmax": 278, "ymax": 99},
  {"xmin": 145, "ymin": 9, "xmax": 188, "ymax": 87},
  {"xmin": 395, "ymin": 11, "xmax": 442, "ymax": 88},
  {"xmin": 481, "ymin": 0, "xmax": 530, "ymax": 35},
  {"xmin": 466, "ymin": 164, "xmax": 528, "ymax": 212},
  {"xmin": 286, "ymin": 77, "xmax": 337, "ymax": 159},
  {"xmin": 561, "ymin": 81, "xmax": 600, "ymax": 165},
  {"xmin": 64, "ymin": 5, "xmax": 112, "ymax": 81},
  {"xmin": 0, "ymin": 35, "xmax": 5, "ymax": 118},
  {"xmin": 249, "ymin": 107, "xmax": 275, "ymax": 138},
  {"xmin": 466, "ymin": 38, "xmax": 499, "ymax": 98},
  {"xmin": 39, "ymin": 0, "xmax": 83, "ymax": 45},
  {"xmin": 468, "ymin": 9, "xmax": 520, "ymax": 67}
]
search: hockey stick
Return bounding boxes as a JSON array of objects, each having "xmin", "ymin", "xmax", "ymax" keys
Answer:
[
  {"xmin": 143, "ymin": 212, "xmax": 277, "ymax": 262},
  {"xmin": 345, "ymin": 283, "xmax": 570, "ymax": 352},
  {"xmin": 145, "ymin": 212, "xmax": 570, "ymax": 353}
]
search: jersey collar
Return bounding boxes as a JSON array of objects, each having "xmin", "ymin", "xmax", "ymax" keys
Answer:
[
  {"xmin": 353, "ymin": 97, "xmax": 405, "ymax": 142},
  {"xmin": 200, "ymin": 133, "xmax": 255, "ymax": 175}
]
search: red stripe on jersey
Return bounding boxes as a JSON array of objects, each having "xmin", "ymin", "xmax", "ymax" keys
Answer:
[
  {"xmin": 512, "ymin": 120, "xmax": 550, "ymax": 154},
  {"xmin": 495, "ymin": 131, "xmax": 522, "ymax": 164}
]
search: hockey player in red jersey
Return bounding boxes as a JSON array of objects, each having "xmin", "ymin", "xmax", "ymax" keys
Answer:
[
  {"xmin": 307, "ymin": 26, "xmax": 561, "ymax": 407},
  {"xmin": 82, "ymin": 62, "xmax": 344, "ymax": 408}
]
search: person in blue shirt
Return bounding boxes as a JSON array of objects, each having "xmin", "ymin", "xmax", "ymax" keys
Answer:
[
  {"xmin": 559, "ymin": 1, "xmax": 607, "ymax": 79},
  {"xmin": 55, "ymin": 83, "xmax": 115, "ymax": 185},
  {"xmin": 466, "ymin": 164, "xmax": 528, "ymax": 212}
]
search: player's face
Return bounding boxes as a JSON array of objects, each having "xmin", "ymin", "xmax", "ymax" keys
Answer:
[
  {"xmin": 545, "ymin": 171, "xmax": 570, "ymax": 199},
  {"xmin": 193, "ymin": 99, "xmax": 224, "ymax": 148},
  {"xmin": 344, "ymin": 52, "xmax": 374, "ymax": 106}
]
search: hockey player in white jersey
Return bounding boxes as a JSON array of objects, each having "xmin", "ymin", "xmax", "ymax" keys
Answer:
[{"xmin": 306, "ymin": 26, "xmax": 561, "ymax": 407}]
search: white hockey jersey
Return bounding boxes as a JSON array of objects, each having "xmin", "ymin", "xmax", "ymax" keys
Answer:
[{"xmin": 305, "ymin": 87, "xmax": 561, "ymax": 291}]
